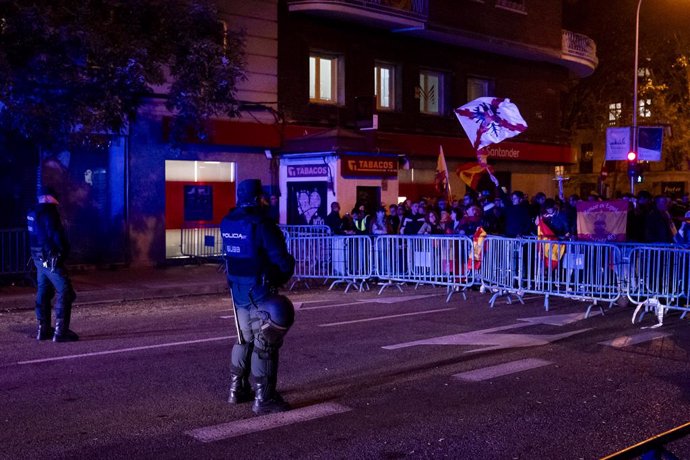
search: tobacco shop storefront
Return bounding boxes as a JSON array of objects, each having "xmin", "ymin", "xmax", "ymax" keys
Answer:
[{"xmin": 278, "ymin": 154, "xmax": 399, "ymax": 224}]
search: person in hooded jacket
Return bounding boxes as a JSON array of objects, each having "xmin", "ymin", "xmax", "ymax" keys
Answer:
[{"xmin": 27, "ymin": 187, "xmax": 78, "ymax": 342}]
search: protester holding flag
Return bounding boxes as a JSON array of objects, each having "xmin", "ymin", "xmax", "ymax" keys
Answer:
[{"xmin": 645, "ymin": 195, "xmax": 676, "ymax": 243}]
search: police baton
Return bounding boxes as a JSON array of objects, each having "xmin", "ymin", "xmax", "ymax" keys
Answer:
[{"xmin": 225, "ymin": 259, "xmax": 245, "ymax": 345}]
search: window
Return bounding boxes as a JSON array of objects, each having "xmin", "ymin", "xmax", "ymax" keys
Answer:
[
  {"xmin": 374, "ymin": 62, "xmax": 396, "ymax": 110},
  {"xmin": 579, "ymin": 143, "xmax": 594, "ymax": 174},
  {"xmin": 418, "ymin": 70, "xmax": 444, "ymax": 115},
  {"xmin": 639, "ymin": 98, "xmax": 652, "ymax": 118},
  {"xmin": 608, "ymin": 102, "xmax": 622, "ymax": 125},
  {"xmin": 467, "ymin": 77, "xmax": 493, "ymax": 101},
  {"xmin": 309, "ymin": 54, "xmax": 339, "ymax": 104},
  {"xmin": 495, "ymin": 0, "xmax": 526, "ymax": 13}
]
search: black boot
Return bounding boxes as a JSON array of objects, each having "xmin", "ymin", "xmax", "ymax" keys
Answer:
[
  {"xmin": 227, "ymin": 367, "xmax": 252, "ymax": 404},
  {"xmin": 36, "ymin": 322, "xmax": 54, "ymax": 341},
  {"xmin": 53, "ymin": 318, "xmax": 79, "ymax": 342},
  {"xmin": 252, "ymin": 377, "xmax": 291, "ymax": 415},
  {"xmin": 34, "ymin": 303, "xmax": 53, "ymax": 341}
]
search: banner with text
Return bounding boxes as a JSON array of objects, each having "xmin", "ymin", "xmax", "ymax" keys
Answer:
[{"xmin": 576, "ymin": 200, "xmax": 628, "ymax": 242}]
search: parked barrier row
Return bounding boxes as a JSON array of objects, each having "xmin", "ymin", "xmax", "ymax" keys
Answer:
[
  {"xmin": 180, "ymin": 226, "xmax": 224, "ymax": 260},
  {"xmin": 0, "ymin": 228, "xmax": 33, "ymax": 278},
  {"xmin": 480, "ymin": 236, "xmax": 622, "ymax": 316},
  {"xmin": 628, "ymin": 246, "xmax": 690, "ymax": 327},
  {"xmin": 177, "ymin": 224, "xmax": 690, "ymax": 326}
]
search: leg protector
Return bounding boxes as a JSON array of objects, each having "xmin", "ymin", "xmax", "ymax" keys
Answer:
[
  {"xmin": 228, "ymin": 366, "xmax": 252, "ymax": 404},
  {"xmin": 251, "ymin": 349, "xmax": 290, "ymax": 415}
]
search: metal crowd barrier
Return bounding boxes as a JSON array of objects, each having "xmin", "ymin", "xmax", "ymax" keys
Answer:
[
  {"xmin": 480, "ymin": 236, "xmax": 622, "ymax": 316},
  {"xmin": 279, "ymin": 225, "xmax": 331, "ymax": 242},
  {"xmin": 180, "ymin": 225, "xmax": 224, "ymax": 260},
  {"xmin": 0, "ymin": 227, "xmax": 33, "ymax": 279},
  {"xmin": 373, "ymin": 235, "xmax": 474, "ymax": 301},
  {"xmin": 628, "ymin": 246, "xmax": 690, "ymax": 327},
  {"xmin": 288, "ymin": 235, "xmax": 372, "ymax": 292}
]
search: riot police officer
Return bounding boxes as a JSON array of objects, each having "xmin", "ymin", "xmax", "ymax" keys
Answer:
[
  {"xmin": 221, "ymin": 179, "xmax": 295, "ymax": 415},
  {"xmin": 27, "ymin": 187, "xmax": 78, "ymax": 342}
]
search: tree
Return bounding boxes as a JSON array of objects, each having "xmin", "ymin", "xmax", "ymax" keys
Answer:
[
  {"xmin": 562, "ymin": 0, "xmax": 690, "ymax": 190},
  {"xmin": 0, "ymin": 0, "xmax": 246, "ymax": 151}
]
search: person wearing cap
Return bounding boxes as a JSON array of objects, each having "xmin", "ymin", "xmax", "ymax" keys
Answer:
[
  {"xmin": 220, "ymin": 179, "xmax": 295, "ymax": 415},
  {"xmin": 26, "ymin": 187, "xmax": 78, "ymax": 342}
]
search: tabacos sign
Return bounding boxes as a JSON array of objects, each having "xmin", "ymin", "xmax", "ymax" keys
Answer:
[
  {"xmin": 341, "ymin": 156, "xmax": 398, "ymax": 178},
  {"xmin": 287, "ymin": 164, "xmax": 329, "ymax": 178}
]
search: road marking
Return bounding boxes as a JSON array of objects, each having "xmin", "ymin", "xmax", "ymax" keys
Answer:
[
  {"xmin": 383, "ymin": 322, "xmax": 590, "ymax": 353},
  {"xmin": 598, "ymin": 330, "xmax": 671, "ymax": 348},
  {"xmin": 319, "ymin": 308, "xmax": 454, "ymax": 327},
  {"xmin": 186, "ymin": 402, "xmax": 352, "ymax": 442},
  {"xmin": 356, "ymin": 294, "xmax": 442, "ymax": 304},
  {"xmin": 453, "ymin": 358, "xmax": 553, "ymax": 382},
  {"xmin": 518, "ymin": 312, "xmax": 598, "ymax": 326},
  {"xmin": 301, "ymin": 294, "xmax": 441, "ymax": 311},
  {"xmin": 17, "ymin": 336, "xmax": 235, "ymax": 365}
]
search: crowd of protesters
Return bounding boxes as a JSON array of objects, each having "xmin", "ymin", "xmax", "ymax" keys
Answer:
[{"xmin": 324, "ymin": 189, "xmax": 690, "ymax": 245}]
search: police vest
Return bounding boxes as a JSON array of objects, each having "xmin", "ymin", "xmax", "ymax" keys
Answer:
[{"xmin": 221, "ymin": 209, "xmax": 264, "ymax": 277}]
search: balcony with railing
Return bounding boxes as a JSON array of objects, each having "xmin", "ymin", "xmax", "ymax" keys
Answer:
[
  {"xmin": 561, "ymin": 29, "xmax": 598, "ymax": 77},
  {"xmin": 288, "ymin": 0, "xmax": 429, "ymax": 31}
]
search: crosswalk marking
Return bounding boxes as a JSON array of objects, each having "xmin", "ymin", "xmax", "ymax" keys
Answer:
[
  {"xmin": 598, "ymin": 330, "xmax": 671, "ymax": 348},
  {"xmin": 186, "ymin": 402, "xmax": 352, "ymax": 442},
  {"xmin": 453, "ymin": 358, "xmax": 553, "ymax": 382},
  {"xmin": 319, "ymin": 308, "xmax": 454, "ymax": 327}
]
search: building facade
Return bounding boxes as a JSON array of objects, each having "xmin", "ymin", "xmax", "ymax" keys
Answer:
[
  {"xmin": 275, "ymin": 0, "xmax": 597, "ymax": 219},
  {"xmin": 9, "ymin": 0, "xmax": 596, "ymax": 268}
]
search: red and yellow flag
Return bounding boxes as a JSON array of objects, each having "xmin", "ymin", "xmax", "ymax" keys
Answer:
[
  {"xmin": 435, "ymin": 146, "xmax": 452, "ymax": 201},
  {"xmin": 467, "ymin": 226, "xmax": 487, "ymax": 271},
  {"xmin": 537, "ymin": 219, "xmax": 564, "ymax": 270},
  {"xmin": 456, "ymin": 161, "xmax": 493, "ymax": 190}
]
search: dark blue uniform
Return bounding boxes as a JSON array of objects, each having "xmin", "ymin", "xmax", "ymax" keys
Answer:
[
  {"xmin": 27, "ymin": 198, "xmax": 77, "ymax": 341},
  {"xmin": 221, "ymin": 188, "xmax": 295, "ymax": 414}
]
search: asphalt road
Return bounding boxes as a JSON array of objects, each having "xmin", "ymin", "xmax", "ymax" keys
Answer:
[{"xmin": 1, "ymin": 286, "xmax": 690, "ymax": 459}]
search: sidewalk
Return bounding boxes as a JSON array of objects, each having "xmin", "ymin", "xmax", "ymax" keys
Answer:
[{"xmin": 0, "ymin": 264, "xmax": 228, "ymax": 312}]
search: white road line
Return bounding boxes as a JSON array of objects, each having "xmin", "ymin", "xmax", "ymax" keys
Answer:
[
  {"xmin": 598, "ymin": 330, "xmax": 671, "ymax": 348},
  {"xmin": 299, "ymin": 301, "xmax": 365, "ymax": 311},
  {"xmin": 17, "ymin": 336, "xmax": 235, "ymax": 365},
  {"xmin": 453, "ymin": 358, "xmax": 553, "ymax": 382},
  {"xmin": 319, "ymin": 308, "xmax": 454, "ymax": 327},
  {"xmin": 186, "ymin": 402, "xmax": 352, "ymax": 443}
]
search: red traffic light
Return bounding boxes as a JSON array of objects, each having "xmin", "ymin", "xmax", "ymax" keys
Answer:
[{"xmin": 627, "ymin": 151, "xmax": 637, "ymax": 162}]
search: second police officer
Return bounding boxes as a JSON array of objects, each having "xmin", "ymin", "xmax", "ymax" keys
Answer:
[{"xmin": 221, "ymin": 179, "xmax": 296, "ymax": 415}]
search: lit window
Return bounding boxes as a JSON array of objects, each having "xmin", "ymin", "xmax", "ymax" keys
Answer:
[
  {"xmin": 608, "ymin": 102, "xmax": 622, "ymax": 125},
  {"xmin": 309, "ymin": 54, "xmax": 338, "ymax": 104},
  {"xmin": 374, "ymin": 63, "xmax": 396, "ymax": 110},
  {"xmin": 639, "ymin": 98, "xmax": 652, "ymax": 118},
  {"xmin": 467, "ymin": 77, "xmax": 492, "ymax": 101},
  {"xmin": 418, "ymin": 70, "xmax": 444, "ymax": 115}
]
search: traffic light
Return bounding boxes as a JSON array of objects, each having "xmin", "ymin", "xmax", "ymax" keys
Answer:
[{"xmin": 627, "ymin": 151, "xmax": 638, "ymax": 177}]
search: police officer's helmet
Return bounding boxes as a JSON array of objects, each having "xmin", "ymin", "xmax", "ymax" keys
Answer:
[
  {"xmin": 256, "ymin": 294, "xmax": 295, "ymax": 329},
  {"xmin": 237, "ymin": 179, "xmax": 264, "ymax": 206}
]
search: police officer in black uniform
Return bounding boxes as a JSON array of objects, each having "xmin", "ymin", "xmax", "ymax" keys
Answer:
[
  {"xmin": 221, "ymin": 179, "xmax": 295, "ymax": 415},
  {"xmin": 27, "ymin": 187, "xmax": 78, "ymax": 342}
]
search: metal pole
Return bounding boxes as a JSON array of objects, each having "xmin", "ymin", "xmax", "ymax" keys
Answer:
[{"xmin": 631, "ymin": 0, "xmax": 643, "ymax": 195}]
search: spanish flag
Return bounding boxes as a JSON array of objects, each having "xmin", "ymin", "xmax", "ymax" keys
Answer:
[
  {"xmin": 456, "ymin": 161, "xmax": 493, "ymax": 190},
  {"xmin": 467, "ymin": 226, "xmax": 487, "ymax": 271},
  {"xmin": 537, "ymin": 219, "xmax": 565, "ymax": 270}
]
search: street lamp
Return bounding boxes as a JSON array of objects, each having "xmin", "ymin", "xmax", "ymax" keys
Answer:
[{"xmin": 630, "ymin": 0, "xmax": 643, "ymax": 194}]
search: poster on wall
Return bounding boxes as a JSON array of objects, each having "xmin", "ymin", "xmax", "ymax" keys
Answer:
[
  {"xmin": 287, "ymin": 181, "xmax": 327, "ymax": 226},
  {"xmin": 184, "ymin": 185, "xmax": 213, "ymax": 221}
]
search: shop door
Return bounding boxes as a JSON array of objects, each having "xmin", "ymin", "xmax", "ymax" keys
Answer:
[{"xmin": 356, "ymin": 186, "xmax": 381, "ymax": 216}]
